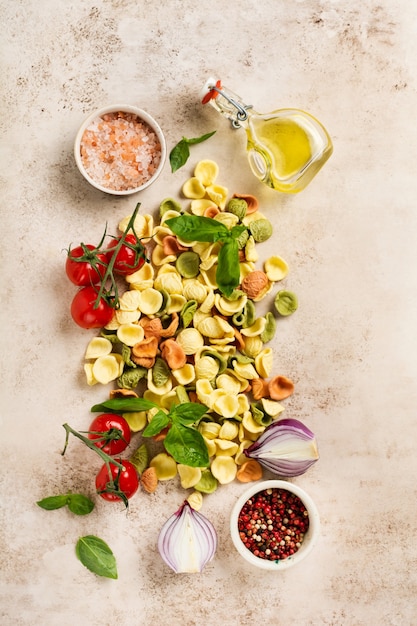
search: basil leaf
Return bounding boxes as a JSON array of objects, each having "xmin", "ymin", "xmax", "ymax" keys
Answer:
[
  {"xmin": 91, "ymin": 398, "xmax": 158, "ymax": 413},
  {"xmin": 169, "ymin": 139, "xmax": 190, "ymax": 173},
  {"xmin": 37, "ymin": 495, "xmax": 68, "ymax": 511},
  {"xmin": 185, "ymin": 130, "xmax": 216, "ymax": 145},
  {"xmin": 169, "ymin": 131, "xmax": 216, "ymax": 172},
  {"xmin": 67, "ymin": 494, "xmax": 95, "ymax": 516},
  {"xmin": 216, "ymin": 238, "xmax": 240, "ymax": 297},
  {"xmin": 142, "ymin": 410, "xmax": 170, "ymax": 437},
  {"xmin": 75, "ymin": 535, "xmax": 118, "ymax": 580},
  {"xmin": 170, "ymin": 402, "xmax": 208, "ymax": 425},
  {"xmin": 166, "ymin": 215, "xmax": 229, "ymax": 243},
  {"xmin": 36, "ymin": 494, "xmax": 95, "ymax": 515},
  {"xmin": 230, "ymin": 224, "xmax": 247, "ymax": 240},
  {"xmin": 164, "ymin": 424, "xmax": 210, "ymax": 467}
]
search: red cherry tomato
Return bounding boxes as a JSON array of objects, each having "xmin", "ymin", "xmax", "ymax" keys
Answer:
[
  {"xmin": 95, "ymin": 459, "xmax": 139, "ymax": 502},
  {"xmin": 65, "ymin": 245, "xmax": 108, "ymax": 286},
  {"xmin": 88, "ymin": 414, "xmax": 131, "ymax": 455},
  {"xmin": 107, "ymin": 234, "xmax": 146, "ymax": 276},
  {"xmin": 70, "ymin": 286, "xmax": 113, "ymax": 329}
]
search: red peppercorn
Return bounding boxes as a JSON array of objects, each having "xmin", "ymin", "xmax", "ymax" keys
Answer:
[{"xmin": 237, "ymin": 488, "xmax": 310, "ymax": 562}]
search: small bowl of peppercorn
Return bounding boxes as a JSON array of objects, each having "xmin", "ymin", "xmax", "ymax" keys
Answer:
[{"xmin": 230, "ymin": 480, "xmax": 320, "ymax": 570}]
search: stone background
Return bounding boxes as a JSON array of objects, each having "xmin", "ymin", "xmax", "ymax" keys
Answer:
[{"xmin": 1, "ymin": 1, "xmax": 417, "ymax": 624}]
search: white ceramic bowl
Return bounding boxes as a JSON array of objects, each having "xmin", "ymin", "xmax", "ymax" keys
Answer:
[
  {"xmin": 230, "ymin": 480, "xmax": 320, "ymax": 570},
  {"xmin": 74, "ymin": 104, "xmax": 166, "ymax": 195}
]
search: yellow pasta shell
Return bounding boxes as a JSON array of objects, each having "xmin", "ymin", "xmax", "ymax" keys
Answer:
[
  {"xmin": 115, "ymin": 310, "xmax": 141, "ymax": 325},
  {"xmin": 235, "ymin": 440, "xmax": 254, "ymax": 464},
  {"xmin": 182, "ymin": 177, "xmax": 206, "ymax": 199},
  {"xmin": 190, "ymin": 198, "xmax": 218, "ymax": 216},
  {"xmin": 236, "ymin": 394, "xmax": 250, "ymax": 415},
  {"xmin": 117, "ymin": 323, "xmax": 145, "ymax": 347},
  {"xmin": 214, "ymin": 293, "xmax": 248, "ymax": 316},
  {"xmin": 154, "ymin": 272, "xmax": 183, "ymax": 295},
  {"xmin": 171, "ymin": 363, "xmax": 196, "ymax": 385},
  {"xmin": 245, "ymin": 236, "xmax": 259, "ymax": 263},
  {"xmin": 176, "ymin": 328, "xmax": 204, "ymax": 355},
  {"xmin": 178, "ymin": 465, "xmax": 202, "ymax": 489},
  {"xmin": 182, "ymin": 279, "xmax": 207, "ymax": 303},
  {"xmin": 215, "ymin": 373, "xmax": 241, "ymax": 395},
  {"xmin": 213, "ymin": 211, "xmax": 239, "ymax": 229},
  {"xmin": 125, "ymin": 262, "xmax": 154, "ymax": 287},
  {"xmin": 118, "ymin": 290, "xmax": 142, "ymax": 311},
  {"xmin": 243, "ymin": 336, "xmax": 264, "ymax": 358},
  {"xmin": 137, "ymin": 288, "xmax": 164, "ymax": 315},
  {"xmin": 219, "ymin": 421, "xmax": 239, "ymax": 441},
  {"xmin": 150, "ymin": 453, "xmax": 178, "ymax": 481},
  {"xmin": 203, "ymin": 437, "xmax": 218, "ymax": 457},
  {"xmin": 195, "ymin": 355, "xmax": 219, "ymax": 380},
  {"xmin": 212, "ymin": 391, "xmax": 239, "ymax": 418},
  {"xmin": 206, "ymin": 185, "xmax": 228, "ymax": 209},
  {"xmin": 241, "ymin": 317, "xmax": 267, "ymax": 337},
  {"xmin": 197, "ymin": 316, "xmax": 234, "ymax": 339},
  {"xmin": 210, "ymin": 456, "xmax": 237, "ymax": 484},
  {"xmin": 232, "ymin": 361, "xmax": 259, "ymax": 380},
  {"xmin": 260, "ymin": 398, "xmax": 286, "ymax": 418},
  {"xmin": 264, "ymin": 255, "xmax": 289, "ymax": 281},
  {"xmin": 187, "ymin": 491, "xmax": 204, "ymax": 511},
  {"xmin": 242, "ymin": 211, "xmax": 266, "ymax": 225},
  {"xmin": 118, "ymin": 213, "xmax": 154, "ymax": 241},
  {"xmin": 196, "ymin": 379, "xmax": 215, "ymax": 406},
  {"xmin": 242, "ymin": 411, "xmax": 265, "ymax": 435},
  {"xmin": 122, "ymin": 411, "xmax": 147, "ymax": 432},
  {"xmin": 92, "ymin": 354, "xmax": 122, "ymax": 384},
  {"xmin": 194, "ymin": 159, "xmax": 219, "ymax": 186},
  {"xmin": 85, "ymin": 337, "xmax": 112, "ymax": 360},
  {"xmin": 167, "ymin": 294, "xmax": 187, "ymax": 313},
  {"xmin": 255, "ymin": 347, "xmax": 274, "ymax": 378},
  {"xmin": 152, "ymin": 244, "xmax": 176, "ymax": 267},
  {"xmin": 199, "ymin": 421, "xmax": 221, "ymax": 440},
  {"xmin": 199, "ymin": 288, "xmax": 216, "ymax": 313},
  {"xmin": 214, "ymin": 439, "xmax": 239, "ymax": 456},
  {"xmin": 84, "ymin": 363, "xmax": 97, "ymax": 386}
]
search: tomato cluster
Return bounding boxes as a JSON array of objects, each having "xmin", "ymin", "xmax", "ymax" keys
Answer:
[
  {"xmin": 65, "ymin": 234, "xmax": 146, "ymax": 329},
  {"xmin": 88, "ymin": 414, "xmax": 139, "ymax": 503}
]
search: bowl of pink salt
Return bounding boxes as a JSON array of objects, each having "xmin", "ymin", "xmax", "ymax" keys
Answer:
[{"xmin": 74, "ymin": 105, "xmax": 166, "ymax": 195}]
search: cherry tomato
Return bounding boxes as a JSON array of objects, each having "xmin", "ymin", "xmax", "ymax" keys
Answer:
[
  {"xmin": 70, "ymin": 286, "xmax": 113, "ymax": 329},
  {"xmin": 95, "ymin": 459, "xmax": 139, "ymax": 502},
  {"xmin": 107, "ymin": 234, "xmax": 146, "ymax": 276},
  {"xmin": 65, "ymin": 245, "xmax": 108, "ymax": 286},
  {"xmin": 88, "ymin": 414, "xmax": 131, "ymax": 455}
]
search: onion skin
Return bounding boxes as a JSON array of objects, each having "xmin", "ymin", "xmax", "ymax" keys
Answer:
[
  {"xmin": 158, "ymin": 501, "xmax": 217, "ymax": 573},
  {"xmin": 244, "ymin": 418, "xmax": 319, "ymax": 478}
]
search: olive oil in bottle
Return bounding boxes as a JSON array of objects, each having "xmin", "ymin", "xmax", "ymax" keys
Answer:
[{"xmin": 200, "ymin": 78, "xmax": 333, "ymax": 193}]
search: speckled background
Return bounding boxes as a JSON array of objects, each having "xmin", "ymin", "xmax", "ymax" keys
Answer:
[{"xmin": 2, "ymin": 1, "xmax": 417, "ymax": 625}]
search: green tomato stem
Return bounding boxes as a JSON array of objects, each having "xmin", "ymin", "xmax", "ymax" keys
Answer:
[{"xmin": 62, "ymin": 423, "xmax": 124, "ymax": 470}]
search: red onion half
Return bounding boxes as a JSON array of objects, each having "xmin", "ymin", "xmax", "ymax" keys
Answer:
[
  {"xmin": 244, "ymin": 418, "xmax": 319, "ymax": 477},
  {"xmin": 158, "ymin": 501, "xmax": 217, "ymax": 573}
]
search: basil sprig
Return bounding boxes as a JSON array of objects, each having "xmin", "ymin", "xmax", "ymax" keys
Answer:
[
  {"xmin": 166, "ymin": 215, "xmax": 247, "ymax": 296},
  {"xmin": 37, "ymin": 494, "xmax": 94, "ymax": 516},
  {"xmin": 143, "ymin": 402, "xmax": 210, "ymax": 467},
  {"xmin": 76, "ymin": 535, "xmax": 118, "ymax": 579},
  {"xmin": 169, "ymin": 131, "xmax": 216, "ymax": 172}
]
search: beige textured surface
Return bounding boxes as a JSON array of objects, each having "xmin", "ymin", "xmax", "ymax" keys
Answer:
[{"xmin": 1, "ymin": 1, "xmax": 417, "ymax": 624}]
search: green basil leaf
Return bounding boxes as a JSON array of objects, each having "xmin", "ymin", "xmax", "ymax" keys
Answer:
[
  {"xmin": 142, "ymin": 410, "xmax": 171, "ymax": 437},
  {"xmin": 90, "ymin": 398, "xmax": 158, "ymax": 413},
  {"xmin": 216, "ymin": 238, "xmax": 240, "ymax": 297},
  {"xmin": 36, "ymin": 495, "xmax": 68, "ymax": 511},
  {"xmin": 170, "ymin": 402, "xmax": 209, "ymax": 425},
  {"xmin": 169, "ymin": 139, "xmax": 190, "ymax": 173},
  {"xmin": 166, "ymin": 215, "xmax": 229, "ymax": 243},
  {"xmin": 185, "ymin": 130, "xmax": 216, "ymax": 145},
  {"xmin": 75, "ymin": 535, "xmax": 118, "ymax": 579},
  {"xmin": 230, "ymin": 224, "xmax": 248, "ymax": 240},
  {"xmin": 67, "ymin": 494, "xmax": 95, "ymax": 516},
  {"xmin": 37, "ymin": 494, "xmax": 95, "ymax": 515},
  {"xmin": 164, "ymin": 424, "xmax": 210, "ymax": 467}
]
